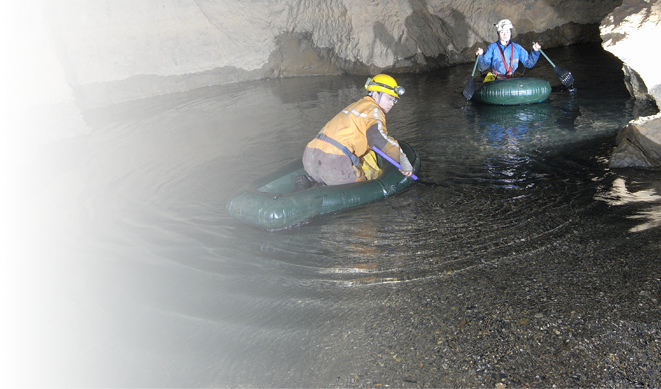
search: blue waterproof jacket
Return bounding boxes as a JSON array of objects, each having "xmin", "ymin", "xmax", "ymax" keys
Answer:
[{"xmin": 477, "ymin": 41, "xmax": 540, "ymax": 78}]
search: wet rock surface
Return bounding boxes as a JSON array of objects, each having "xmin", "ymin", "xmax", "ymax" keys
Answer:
[{"xmin": 611, "ymin": 113, "xmax": 661, "ymax": 169}]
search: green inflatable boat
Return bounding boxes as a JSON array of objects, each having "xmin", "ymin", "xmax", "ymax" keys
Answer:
[
  {"xmin": 226, "ymin": 141, "xmax": 421, "ymax": 230},
  {"xmin": 472, "ymin": 77, "xmax": 551, "ymax": 105}
]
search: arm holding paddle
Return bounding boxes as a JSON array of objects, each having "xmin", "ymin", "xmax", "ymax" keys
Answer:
[
  {"xmin": 391, "ymin": 148, "xmax": 414, "ymax": 178},
  {"xmin": 373, "ymin": 146, "xmax": 445, "ymax": 187},
  {"xmin": 476, "ymin": 42, "xmax": 540, "ymax": 71},
  {"xmin": 372, "ymin": 146, "xmax": 417, "ymax": 180},
  {"xmin": 398, "ymin": 154, "xmax": 414, "ymax": 178},
  {"xmin": 472, "ymin": 19, "xmax": 542, "ymax": 82},
  {"xmin": 366, "ymin": 124, "xmax": 413, "ymax": 177},
  {"xmin": 533, "ymin": 41, "xmax": 575, "ymax": 89}
]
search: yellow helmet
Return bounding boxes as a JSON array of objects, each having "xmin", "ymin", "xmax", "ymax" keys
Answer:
[{"xmin": 364, "ymin": 74, "xmax": 405, "ymax": 99}]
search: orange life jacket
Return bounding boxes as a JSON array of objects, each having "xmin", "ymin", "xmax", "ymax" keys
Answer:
[{"xmin": 306, "ymin": 96, "xmax": 401, "ymax": 162}]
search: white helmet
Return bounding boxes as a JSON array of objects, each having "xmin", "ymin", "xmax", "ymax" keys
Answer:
[{"xmin": 495, "ymin": 19, "xmax": 513, "ymax": 32}]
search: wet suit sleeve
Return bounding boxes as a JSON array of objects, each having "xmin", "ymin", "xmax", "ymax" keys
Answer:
[
  {"xmin": 516, "ymin": 44, "xmax": 540, "ymax": 68},
  {"xmin": 366, "ymin": 124, "xmax": 413, "ymax": 173},
  {"xmin": 477, "ymin": 44, "xmax": 496, "ymax": 72}
]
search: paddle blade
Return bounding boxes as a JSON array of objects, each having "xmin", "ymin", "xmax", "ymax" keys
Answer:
[
  {"xmin": 462, "ymin": 77, "xmax": 475, "ymax": 100},
  {"xmin": 554, "ymin": 66, "xmax": 574, "ymax": 88}
]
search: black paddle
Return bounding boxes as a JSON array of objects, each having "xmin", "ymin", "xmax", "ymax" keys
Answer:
[
  {"xmin": 534, "ymin": 42, "xmax": 574, "ymax": 89},
  {"xmin": 462, "ymin": 55, "xmax": 481, "ymax": 100}
]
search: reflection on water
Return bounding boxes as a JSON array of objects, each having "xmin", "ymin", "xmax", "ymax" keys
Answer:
[
  {"xmin": 595, "ymin": 177, "xmax": 661, "ymax": 232},
  {"xmin": 8, "ymin": 43, "xmax": 661, "ymax": 387},
  {"xmin": 595, "ymin": 177, "xmax": 661, "ymax": 206}
]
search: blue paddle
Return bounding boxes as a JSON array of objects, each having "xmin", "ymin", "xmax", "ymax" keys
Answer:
[{"xmin": 372, "ymin": 147, "xmax": 442, "ymax": 187}]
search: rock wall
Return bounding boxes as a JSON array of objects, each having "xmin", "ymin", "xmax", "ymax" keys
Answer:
[
  {"xmin": 5, "ymin": 0, "xmax": 622, "ymax": 165},
  {"xmin": 601, "ymin": 0, "xmax": 661, "ymax": 169}
]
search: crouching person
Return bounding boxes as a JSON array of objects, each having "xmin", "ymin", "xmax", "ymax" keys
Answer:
[{"xmin": 301, "ymin": 74, "xmax": 413, "ymax": 186}]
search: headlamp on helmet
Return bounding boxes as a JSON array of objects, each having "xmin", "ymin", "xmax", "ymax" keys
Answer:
[
  {"xmin": 495, "ymin": 19, "xmax": 513, "ymax": 32},
  {"xmin": 364, "ymin": 74, "xmax": 405, "ymax": 99}
]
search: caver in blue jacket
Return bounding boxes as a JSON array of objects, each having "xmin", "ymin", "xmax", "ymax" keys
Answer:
[
  {"xmin": 475, "ymin": 19, "xmax": 542, "ymax": 79},
  {"xmin": 477, "ymin": 41, "xmax": 540, "ymax": 79}
]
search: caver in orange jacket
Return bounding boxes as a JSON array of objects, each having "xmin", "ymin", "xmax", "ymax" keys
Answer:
[{"xmin": 306, "ymin": 96, "xmax": 407, "ymax": 165}]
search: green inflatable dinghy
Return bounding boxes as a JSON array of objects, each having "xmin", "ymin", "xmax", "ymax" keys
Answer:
[
  {"xmin": 226, "ymin": 141, "xmax": 421, "ymax": 230},
  {"xmin": 472, "ymin": 77, "xmax": 551, "ymax": 105}
]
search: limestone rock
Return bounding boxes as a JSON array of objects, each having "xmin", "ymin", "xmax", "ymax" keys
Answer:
[
  {"xmin": 600, "ymin": 0, "xmax": 661, "ymax": 103},
  {"xmin": 264, "ymin": 33, "xmax": 343, "ymax": 79},
  {"xmin": 601, "ymin": 0, "xmax": 661, "ymax": 168},
  {"xmin": 600, "ymin": 0, "xmax": 661, "ymax": 105},
  {"xmin": 622, "ymin": 64, "xmax": 652, "ymax": 101},
  {"xmin": 610, "ymin": 113, "xmax": 661, "ymax": 169}
]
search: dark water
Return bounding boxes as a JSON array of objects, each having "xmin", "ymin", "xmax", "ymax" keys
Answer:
[{"xmin": 7, "ymin": 44, "xmax": 661, "ymax": 387}]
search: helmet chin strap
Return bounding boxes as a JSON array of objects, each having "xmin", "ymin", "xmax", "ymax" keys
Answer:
[{"xmin": 374, "ymin": 91, "xmax": 382, "ymax": 104}]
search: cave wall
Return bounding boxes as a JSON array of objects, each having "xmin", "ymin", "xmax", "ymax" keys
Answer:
[
  {"xmin": 601, "ymin": 0, "xmax": 661, "ymax": 103},
  {"xmin": 5, "ymin": 0, "xmax": 624, "ymax": 165},
  {"xmin": 601, "ymin": 0, "xmax": 661, "ymax": 169}
]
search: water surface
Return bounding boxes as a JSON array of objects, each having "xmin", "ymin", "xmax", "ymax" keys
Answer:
[{"xmin": 7, "ymin": 43, "xmax": 661, "ymax": 387}]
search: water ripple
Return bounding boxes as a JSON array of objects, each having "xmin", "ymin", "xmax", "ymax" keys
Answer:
[{"xmin": 52, "ymin": 44, "xmax": 661, "ymax": 386}]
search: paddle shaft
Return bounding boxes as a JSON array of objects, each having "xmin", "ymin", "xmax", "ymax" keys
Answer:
[
  {"xmin": 372, "ymin": 146, "xmax": 418, "ymax": 180},
  {"xmin": 463, "ymin": 55, "xmax": 481, "ymax": 100},
  {"xmin": 532, "ymin": 42, "xmax": 554, "ymax": 66},
  {"xmin": 533, "ymin": 42, "xmax": 575, "ymax": 88},
  {"xmin": 471, "ymin": 54, "xmax": 480, "ymax": 76},
  {"xmin": 538, "ymin": 48, "xmax": 556, "ymax": 68}
]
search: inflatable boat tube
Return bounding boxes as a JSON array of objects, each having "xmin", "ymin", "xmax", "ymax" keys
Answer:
[
  {"xmin": 473, "ymin": 77, "xmax": 551, "ymax": 105},
  {"xmin": 226, "ymin": 141, "xmax": 421, "ymax": 230}
]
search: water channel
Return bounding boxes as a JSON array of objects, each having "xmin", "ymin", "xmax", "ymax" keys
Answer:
[{"xmin": 7, "ymin": 43, "xmax": 661, "ymax": 387}]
